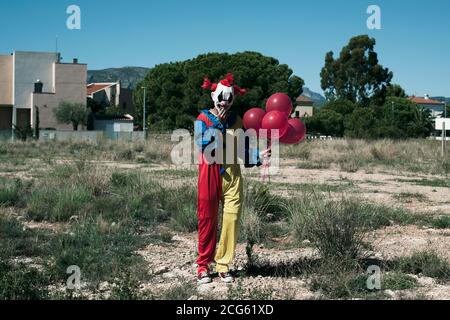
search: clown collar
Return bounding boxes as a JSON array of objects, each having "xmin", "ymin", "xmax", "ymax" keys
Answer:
[{"xmin": 201, "ymin": 109, "xmax": 238, "ymax": 133}]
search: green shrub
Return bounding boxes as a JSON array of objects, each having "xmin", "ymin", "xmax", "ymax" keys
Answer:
[
  {"xmin": 227, "ymin": 280, "xmax": 275, "ymax": 300},
  {"xmin": 157, "ymin": 282, "xmax": 197, "ymax": 300},
  {"xmin": 168, "ymin": 187, "xmax": 198, "ymax": 233},
  {"xmin": 394, "ymin": 192, "xmax": 427, "ymax": 203},
  {"xmin": 382, "ymin": 272, "xmax": 418, "ymax": 291},
  {"xmin": 113, "ymin": 148, "xmax": 135, "ymax": 161},
  {"xmin": 288, "ymin": 195, "xmax": 434, "ymax": 244},
  {"xmin": 240, "ymin": 207, "xmax": 264, "ymax": 266},
  {"xmin": 101, "ymin": 172, "xmax": 196, "ymax": 231},
  {"xmin": 49, "ymin": 165, "xmax": 78, "ymax": 179},
  {"xmin": 358, "ymin": 203, "xmax": 432, "ymax": 229},
  {"xmin": 240, "ymin": 182, "xmax": 289, "ymax": 265},
  {"xmin": 109, "ymin": 272, "xmax": 141, "ymax": 300},
  {"xmin": 49, "ymin": 218, "xmax": 146, "ymax": 285},
  {"xmin": 296, "ymin": 161, "xmax": 331, "ymax": 170},
  {"xmin": 310, "ymin": 269, "xmax": 417, "ymax": 299},
  {"xmin": 282, "ymin": 143, "xmax": 312, "ymax": 160},
  {"xmin": 111, "ymin": 171, "xmax": 140, "ymax": 188},
  {"xmin": 27, "ymin": 185, "xmax": 93, "ymax": 222},
  {"xmin": 0, "ymin": 179, "xmax": 23, "ymax": 207},
  {"xmin": 0, "ymin": 215, "xmax": 48, "ymax": 259},
  {"xmin": 244, "ymin": 182, "xmax": 287, "ymax": 220},
  {"xmin": 338, "ymin": 156, "xmax": 361, "ymax": 172},
  {"xmin": 0, "ymin": 261, "xmax": 50, "ymax": 300},
  {"xmin": 431, "ymin": 215, "xmax": 450, "ymax": 229},
  {"xmin": 397, "ymin": 251, "xmax": 450, "ymax": 282},
  {"xmin": 308, "ymin": 258, "xmax": 380, "ymax": 299},
  {"xmin": 287, "ymin": 195, "xmax": 372, "ymax": 260}
]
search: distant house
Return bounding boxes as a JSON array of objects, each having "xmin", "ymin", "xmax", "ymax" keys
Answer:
[
  {"xmin": 292, "ymin": 95, "xmax": 314, "ymax": 118},
  {"xmin": 87, "ymin": 82, "xmax": 134, "ymax": 115},
  {"xmin": 0, "ymin": 51, "xmax": 87, "ymax": 131},
  {"xmin": 90, "ymin": 114, "xmax": 134, "ymax": 138},
  {"xmin": 409, "ymin": 95, "xmax": 446, "ymax": 118}
]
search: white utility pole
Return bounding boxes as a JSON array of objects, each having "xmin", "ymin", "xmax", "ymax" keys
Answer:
[
  {"xmin": 142, "ymin": 87, "xmax": 147, "ymax": 137},
  {"xmin": 443, "ymin": 102, "xmax": 447, "ymax": 157}
]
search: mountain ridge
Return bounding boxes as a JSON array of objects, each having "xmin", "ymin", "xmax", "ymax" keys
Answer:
[{"xmin": 87, "ymin": 67, "xmax": 150, "ymax": 89}]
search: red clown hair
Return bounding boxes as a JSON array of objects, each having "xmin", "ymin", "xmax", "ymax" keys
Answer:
[{"xmin": 201, "ymin": 73, "xmax": 247, "ymax": 96}]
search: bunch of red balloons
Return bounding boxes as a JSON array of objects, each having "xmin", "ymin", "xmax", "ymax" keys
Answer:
[{"xmin": 243, "ymin": 93, "xmax": 306, "ymax": 144}]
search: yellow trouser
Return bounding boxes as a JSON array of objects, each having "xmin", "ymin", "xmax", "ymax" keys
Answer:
[{"xmin": 214, "ymin": 164, "xmax": 243, "ymax": 273}]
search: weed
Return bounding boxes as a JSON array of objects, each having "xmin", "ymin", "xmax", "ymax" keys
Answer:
[
  {"xmin": 397, "ymin": 251, "xmax": 450, "ymax": 282},
  {"xmin": 431, "ymin": 215, "xmax": 450, "ymax": 229},
  {"xmin": 394, "ymin": 192, "xmax": 428, "ymax": 203},
  {"xmin": 0, "ymin": 179, "xmax": 24, "ymax": 207},
  {"xmin": 0, "ymin": 261, "xmax": 50, "ymax": 300}
]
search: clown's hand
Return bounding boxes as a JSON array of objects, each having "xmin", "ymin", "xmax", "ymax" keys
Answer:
[
  {"xmin": 216, "ymin": 106, "xmax": 230, "ymax": 123},
  {"xmin": 260, "ymin": 147, "xmax": 272, "ymax": 160}
]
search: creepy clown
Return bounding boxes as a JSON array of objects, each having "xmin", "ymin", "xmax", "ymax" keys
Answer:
[{"xmin": 194, "ymin": 73, "xmax": 271, "ymax": 284}]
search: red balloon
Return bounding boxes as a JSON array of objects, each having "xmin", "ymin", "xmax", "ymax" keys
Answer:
[
  {"xmin": 280, "ymin": 118, "xmax": 307, "ymax": 144},
  {"xmin": 266, "ymin": 93, "xmax": 293, "ymax": 117},
  {"xmin": 261, "ymin": 111, "xmax": 289, "ymax": 139},
  {"xmin": 243, "ymin": 108, "xmax": 266, "ymax": 132}
]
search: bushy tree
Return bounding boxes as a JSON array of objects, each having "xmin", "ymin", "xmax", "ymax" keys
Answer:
[
  {"xmin": 307, "ymin": 96, "xmax": 432, "ymax": 139},
  {"xmin": 304, "ymin": 109, "xmax": 345, "ymax": 136},
  {"xmin": 344, "ymin": 107, "xmax": 379, "ymax": 138},
  {"xmin": 386, "ymin": 84, "xmax": 407, "ymax": 98},
  {"xmin": 304, "ymin": 100, "xmax": 356, "ymax": 136},
  {"xmin": 344, "ymin": 97, "xmax": 433, "ymax": 139},
  {"xmin": 53, "ymin": 102, "xmax": 88, "ymax": 131},
  {"xmin": 378, "ymin": 97, "xmax": 433, "ymax": 138},
  {"xmin": 322, "ymin": 99, "xmax": 356, "ymax": 116},
  {"xmin": 320, "ymin": 35, "xmax": 393, "ymax": 105},
  {"xmin": 134, "ymin": 52, "xmax": 304, "ymax": 131}
]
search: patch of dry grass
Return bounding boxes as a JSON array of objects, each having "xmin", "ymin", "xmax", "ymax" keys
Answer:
[{"xmin": 282, "ymin": 139, "xmax": 450, "ymax": 174}]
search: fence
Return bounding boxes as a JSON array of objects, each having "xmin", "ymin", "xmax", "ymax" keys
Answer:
[
  {"xmin": 306, "ymin": 135, "xmax": 345, "ymax": 141},
  {"xmin": 39, "ymin": 130, "xmax": 146, "ymax": 143}
]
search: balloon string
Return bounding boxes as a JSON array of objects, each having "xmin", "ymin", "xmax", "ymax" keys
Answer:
[{"xmin": 262, "ymin": 139, "xmax": 271, "ymax": 183}]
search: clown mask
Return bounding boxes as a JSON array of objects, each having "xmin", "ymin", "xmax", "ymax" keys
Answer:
[
  {"xmin": 202, "ymin": 73, "xmax": 247, "ymax": 114},
  {"xmin": 211, "ymin": 82, "xmax": 235, "ymax": 112}
]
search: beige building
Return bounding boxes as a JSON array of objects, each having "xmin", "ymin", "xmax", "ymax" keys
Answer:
[
  {"xmin": 292, "ymin": 95, "xmax": 314, "ymax": 118},
  {"xmin": 0, "ymin": 51, "xmax": 87, "ymax": 132}
]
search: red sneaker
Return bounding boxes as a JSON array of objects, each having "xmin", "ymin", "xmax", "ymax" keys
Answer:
[
  {"xmin": 219, "ymin": 272, "xmax": 234, "ymax": 283},
  {"xmin": 197, "ymin": 271, "xmax": 212, "ymax": 284}
]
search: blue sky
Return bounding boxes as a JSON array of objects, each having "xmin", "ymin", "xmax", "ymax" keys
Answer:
[{"xmin": 1, "ymin": 0, "xmax": 449, "ymax": 96}]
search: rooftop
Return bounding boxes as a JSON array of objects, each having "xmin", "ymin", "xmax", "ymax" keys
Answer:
[
  {"xmin": 296, "ymin": 95, "xmax": 314, "ymax": 105},
  {"xmin": 409, "ymin": 96, "xmax": 445, "ymax": 105},
  {"xmin": 87, "ymin": 83, "xmax": 115, "ymax": 95}
]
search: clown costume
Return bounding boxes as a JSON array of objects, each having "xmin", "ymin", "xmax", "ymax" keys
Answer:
[{"xmin": 194, "ymin": 73, "xmax": 268, "ymax": 284}]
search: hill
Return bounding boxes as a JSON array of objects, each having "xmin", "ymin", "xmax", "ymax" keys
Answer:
[
  {"xmin": 432, "ymin": 96, "xmax": 450, "ymax": 104},
  {"xmin": 87, "ymin": 67, "xmax": 150, "ymax": 89},
  {"xmin": 302, "ymin": 87, "xmax": 326, "ymax": 107}
]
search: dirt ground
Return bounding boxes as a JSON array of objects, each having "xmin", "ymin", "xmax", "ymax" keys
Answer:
[
  {"xmin": 2, "ymin": 156, "xmax": 450, "ymax": 300},
  {"xmin": 137, "ymin": 228, "xmax": 450, "ymax": 300},
  {"xmin": 133, "ymin": 159, "xmax": 450, "ymax": 300}
]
